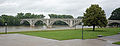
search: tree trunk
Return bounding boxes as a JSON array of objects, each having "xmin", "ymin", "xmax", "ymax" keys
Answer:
[{"xmin": 93, "ymin": 25, "xmax": 95, "ymax": 31}]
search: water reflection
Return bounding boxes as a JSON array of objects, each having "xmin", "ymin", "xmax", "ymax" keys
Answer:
[{"xmin": 0, "ymin": 25, "xmax": 93, "ymax": 32}]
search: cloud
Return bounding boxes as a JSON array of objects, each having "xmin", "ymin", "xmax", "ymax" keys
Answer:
[{"xmin": 0, "ymin": 0, "xmax": 119, "ymax": 18}]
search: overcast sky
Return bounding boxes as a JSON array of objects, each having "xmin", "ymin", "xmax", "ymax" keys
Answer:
[{"xmin": 0, "ymin": 0, "xmax": 120, "ymax": 18}]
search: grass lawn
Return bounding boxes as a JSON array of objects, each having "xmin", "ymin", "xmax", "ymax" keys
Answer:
[
  {"xmin": 112, "ymin": 41, "xmax": 120, "ymax": 45},
  {"xmin": 0, "ymin": 28, "xmax": 120, "ymax": 40}
]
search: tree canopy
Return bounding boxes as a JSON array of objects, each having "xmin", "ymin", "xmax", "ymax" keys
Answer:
[
  {"xmin": 77, "ymin": 16, "xmax": 83, "ymax": 19},
  {"xmin": 0, "ymin": 13, "xmax": 45, "ymax": 26},
  {"xmin": 109, "ymin": 7, "xmax": 120, "ymax": 20},
  {"xmin": 0, "ymin": 13, "xmax": 74, "ymax": 26},
  {"xmin": 0, "ymin": 14, "xmax": 20, "ymax": 26},
  {"xmin": 16, "ymin": 13, "xmax": 45, "ymax": 19},
  {"xmin": 83, "ymin": 4, "xmax": 107, "ymax": 31},
  {"xmin": 48, "ymin": 14, "xmax": 73, "ymax": 19},
  {"xmin": 48, "ymin": 14, "xmax": 74, "ymax": 25}
]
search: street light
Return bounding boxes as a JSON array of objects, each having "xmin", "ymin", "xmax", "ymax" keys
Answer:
[
  {"xmin": 5, "ymin": 22, "xmax": 7, "ymax": 34},
  {"xmin": 81, "ymin": 22, "xmax": 84, "ymax": 40}
]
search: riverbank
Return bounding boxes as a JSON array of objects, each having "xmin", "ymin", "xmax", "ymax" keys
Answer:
[{"xmin": 0, "ymin": 25, "xmax": 93, "ymax": 32}]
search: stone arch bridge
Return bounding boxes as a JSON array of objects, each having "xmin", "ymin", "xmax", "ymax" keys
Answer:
[
  {"xmin": 20, "ymin": 19, "xmax": 120, "ymax": 28},
  {"xmin": 20, "ymin": 19, "xmax": 82, "ymax": 28}
]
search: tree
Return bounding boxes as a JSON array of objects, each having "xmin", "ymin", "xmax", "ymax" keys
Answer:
[
  {"xmin": 0, "ymin": 17, "xmax": 4, "ymax": 26},
  {"xmin": 83, "ymin": 4, "xmax": 107, "ymax": 31},
  {"xmin": 109, "ymin": 7, "xmax": 120, "ymax": 20},
  {"xmin": 48, "ymin": 14, "xmax": 57, "ymax": 18},
  {"xmin": 77, "ymin": 16, "xmax": 83, "ymax": 19},
  {"xmin": 16, "ymin": 12, "xmax": 24, "ymax": 19},
  {"xmin": 24, "ymin": 13, "xmax": 32, "ymax": 18},
  {"xmin": 0, "ymin": 14, "xmax": 20, "ymax": 26},
  {"xmin": 48, "ymin": 14, "xmax": 73, "ymax": 19},
  {"xmin": 108, "ymin": 8, "xmax": 120, "ymax": 27},
  {"xmin": 48, "ymin": 14, "xmax": 74, "ymax": 25}
]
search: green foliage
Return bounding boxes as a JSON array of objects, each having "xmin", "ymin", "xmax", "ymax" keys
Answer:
[
  {"xmin": 0, "ymin": 13, "xmax": 75, "ymax": 26},
  {"xmin": 48, "ymin": 14, "xmax": 73, "ymax": 19},
  {"xmin": 83, "ymin": 4, "xmax": 107, "ymax": 31},
  {"xmin": 16, "ymin": 13, "xmax": 45, "ymax": 19},
  {"xmin": 112, "ymin": 41, "xmax": 120, "ymax": 45},
  {"xmin": 35, "ymin": 21, "xmax": 45, "ymax": 26},
  {"xmin": 0, "ymin": 14, "xmax": 20, "ymax": 26},
  {"xmin": 48, "ymin": 14, "xmax": 73, "ymax": 25},
  {"xmin": 77, "ymin": 16, "xmax": 83, "ymax": 19},
  {"xmin": 16, "ymin": 13, "xmax": 45, "ymax": 26},
  {"xmin": 0, "ymin": 13, "xmax": 45, "ymax": 26},
  {"xmin": 0, "ymin": 17, "xmax": 4, "ymax": 26},
  {"xmin": 109, "ymin": 7, "xmax": 120, "ymax": 20},
  {"xmin": 53, "ymin": 21, "xmax": 68, "ymax": 25},
  {"xmin": 22, "ymin": 21, "xmax": 30, "ymax": 26},
  {"xmin": 16, "ymin": 13, "xmax": 24, "ymax": 19}
]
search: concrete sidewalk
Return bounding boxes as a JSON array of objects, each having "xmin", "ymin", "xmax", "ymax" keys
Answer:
[{"xmin": 0, "ymin": 34, "xmax": 119, "ymax": 46}]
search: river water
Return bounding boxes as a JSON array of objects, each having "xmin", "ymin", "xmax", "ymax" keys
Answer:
[{"xmin": 0, "ymin": 25, "xmax": 93, "ymax": 32}]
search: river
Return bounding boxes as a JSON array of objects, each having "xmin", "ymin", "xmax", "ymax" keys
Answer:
[{"xmin": 0, "ymin": 25, "xmax": 93, "ymax": 32}]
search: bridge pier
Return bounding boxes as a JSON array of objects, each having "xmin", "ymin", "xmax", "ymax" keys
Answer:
[
  {"xmin": 69, "ymin": 20, "xmax": 74, "ymax": 27},
  {"xmin": 69, "ymin": 25, "xmax": 74, "ymax": 28},
  {"xmin": 46, "ymin": 26, "xmax": 52, "ymax": 28},
  {"xmin": 30, "ymin": 23, "xmax": 35, "ymax": 27}
]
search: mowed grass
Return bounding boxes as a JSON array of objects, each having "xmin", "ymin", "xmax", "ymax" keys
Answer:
[
  {"xmin": 0, "ymin": 28, "xmax": 119, "ymax": 40},
  {"xmin": 112, "ymin": 41, "xmax": 120, "ymax": 45},
  {"xmin": 16, "ymin": 28, "xmax": 120, "ymax": 40}
]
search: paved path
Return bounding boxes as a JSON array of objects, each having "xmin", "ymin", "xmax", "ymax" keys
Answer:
[{"xmin": 0, "ymin": 34, "xmax": 120, "ymax": 46}]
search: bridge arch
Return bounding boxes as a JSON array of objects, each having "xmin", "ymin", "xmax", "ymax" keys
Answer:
[
  {"xmin": 20, "ymin": 19, "xmax": 48, "ymax": 26},
  {"xmin": 34, "ymin": 20, "xmax": 47, "ymax": 26},
  {"xmin": 20, "ymin": 20, "xmax": 30, "ymax": 26},
  {"xmin": 50, "ymin": 20, "xmax": 70, "ymax": 27},
  {"xmin": 73, "ymin": 21, "xmax": 82, "ymax": 27}
]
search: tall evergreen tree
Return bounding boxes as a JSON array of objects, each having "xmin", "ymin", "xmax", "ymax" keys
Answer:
[{"xmin": 83, "ymin": 4, "xmax": 107, "ymax": 31}]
